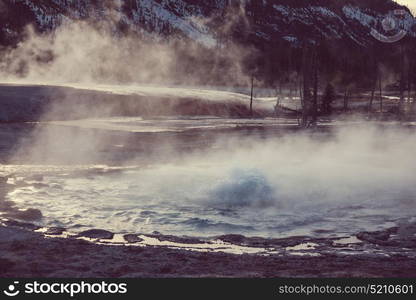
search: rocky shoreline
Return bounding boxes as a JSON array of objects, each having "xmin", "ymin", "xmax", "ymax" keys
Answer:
[{"xmin": 1, "ymin": 219, "xmax": 416, "ymax": 278}]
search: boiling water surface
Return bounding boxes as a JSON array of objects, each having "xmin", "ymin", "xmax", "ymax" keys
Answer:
[
  {"xmin": 4, "ymin": 159, "xmax": 415, "ymax": 238},
  {"xmin": 3, "ymin": 122, "xmax": 416, "ymax": 238}
]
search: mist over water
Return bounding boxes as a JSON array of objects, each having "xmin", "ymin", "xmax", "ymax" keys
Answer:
[
  {"xmin": 0, "ymin": 16, "xmax": 253, "ymax": 87},
  {"xmin": 6, "ymin": 125, "xmax": 416, "ymax": 238}
]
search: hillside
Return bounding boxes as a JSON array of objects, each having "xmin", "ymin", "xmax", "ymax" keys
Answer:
[{"xmin": 1, "ymin": 0, "xmax": 414, "ymax": 48}]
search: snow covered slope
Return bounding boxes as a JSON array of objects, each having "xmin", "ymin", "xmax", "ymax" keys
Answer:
[
  {"xmin": 1, "ymin": 0, "xmax": 415, "ymax": 47},
  {"xmin": 0, "ymin": 83, "xmax": 274, "ymax": 121}
]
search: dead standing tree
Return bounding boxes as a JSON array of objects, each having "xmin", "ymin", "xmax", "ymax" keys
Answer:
[
  {"xmin": 399, "ymin": 45, "xmax": 406, "ymax": 119},
  {"xmin": 300, "ymin": 45, "xmax": 318, "ymax": 128},
  {"xmin": 368, "ymin": 58, "xmax": 378, "ymax": 116},
  {"xmin": 311, "ymin": 48, "xmax": 319, "ymax": 125},
  {"xmin": 250, "ymin": 74, "xmax": 254, "ymax": 117},
  {"xmin": 300, "ymin": 47, "xmax": 311, "ymax": 127}
]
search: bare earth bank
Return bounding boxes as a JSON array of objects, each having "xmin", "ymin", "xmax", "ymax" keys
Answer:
[{"xmin": 0, "ymin": 223, "xmax": 416, "ymax": 278}]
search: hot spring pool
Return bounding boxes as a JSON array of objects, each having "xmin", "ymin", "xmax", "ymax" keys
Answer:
[
  {"xmin": 3, "ymin": 161, "xmax": 415, "ymax": 238},
  {"xmin": 3, "ymin": 125, "xmax": 416, "ymax": 238}
]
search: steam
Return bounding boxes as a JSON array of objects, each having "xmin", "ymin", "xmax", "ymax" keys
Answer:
[
  {"xmin": 0, "ymin": 3, "xmax": 262, "ymax": 165},
  {"xmin": 2, "ymin": 22, "xmax": 176, "ymax": 84},
  {"xmin": 15, "ymin": 121, "xmax": 416, "ymax": 210},
  {"xmin": 190, "ymin": 125, "xmax": 416, "ymax": 210},
  {"xmin": 0, "ymin": 9, "xmax": 254, "ymax": 86},
  {"xmin": 8, "ymin": 124, "xmax": 416, "ymax": 236}
]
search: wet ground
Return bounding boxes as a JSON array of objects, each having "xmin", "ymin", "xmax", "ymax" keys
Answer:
[{"xmin": 1, "ymin": 221, "xmax": 416, "ymax": 278}]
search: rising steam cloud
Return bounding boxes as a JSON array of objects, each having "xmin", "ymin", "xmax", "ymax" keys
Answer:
[
  {"xmin": 0, "ymin": 3, "xmax": 255, "ymax": 87},
  {"xmin": 8, "ymin": 124, "xmax": 416, "ymax": 236}
]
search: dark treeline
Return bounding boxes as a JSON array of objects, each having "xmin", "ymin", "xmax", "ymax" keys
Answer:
[
  {"xmin": 228, "ymin": 0, "xmax": 416, "ymax": 125},
  {"xmin": 242, "ymin": 35, "xmax": 416, "ymax": 125}
]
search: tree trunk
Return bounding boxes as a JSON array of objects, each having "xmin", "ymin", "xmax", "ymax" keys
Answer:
[
  {"xmin": 379, "ymin": 75, "xmax": 383, "ymax": 116},
  {"xmin": 408, "ymin": 59, "xmax": 414, "ymax": 116},
  {"xmin": 343, "ymin": 88, "xmax": 349, "ymax": 112},
  {"xmin": 399, "ymin": 46, "xmax": 406, "ymax": 119},
  {"xmin": 369, "ymin": 85, "xmax": 375, "ymax": 114},
  {"xmin": 301, "ymin": 46, "xmax": 313, "ymax": 128},
  {"xmin": 250, "ymin": 75, "xmax": 254, "ymax": 118},
  {"xmin": 311, "ymin": 50, "xmax": 319, "ymax": 126},
  {"xmin": 408, "ymin": 72, "xmax": 412, "ymax": 104}
]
